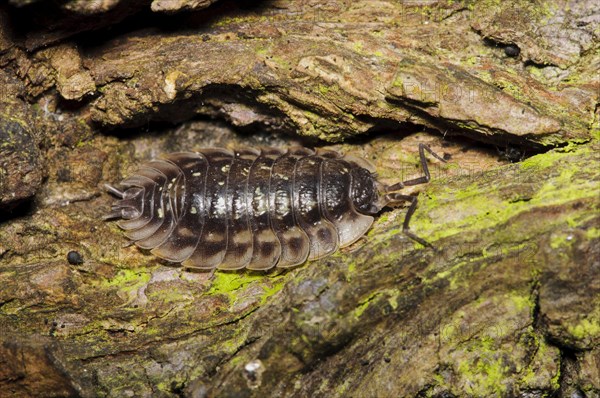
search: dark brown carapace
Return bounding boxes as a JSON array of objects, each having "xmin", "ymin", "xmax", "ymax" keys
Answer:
[{"xmin": 104, "ymin": 144, "xmax": 444, "ymax": 270}]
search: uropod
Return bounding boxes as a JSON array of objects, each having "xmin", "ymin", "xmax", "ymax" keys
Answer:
[{"xmin": 104, "ymin": 144, "xmax": 445, "ymax": 270}]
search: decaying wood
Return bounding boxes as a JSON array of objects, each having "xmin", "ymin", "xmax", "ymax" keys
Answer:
[{"xmin": 0, "ymin": 0, "xmax": 598, "ymax": 397}]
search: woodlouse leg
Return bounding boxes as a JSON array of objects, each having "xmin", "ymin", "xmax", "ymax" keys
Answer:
[
  {"xmin": 207, "ymin": 267, "xmax": 217, "ymax": 279},
  {"xmin": 385, "ymin": 143, "xmax": 446, "ymax": 192},
  {"xmin": 385, "ymin": 193, "xmax": 436, "ymax": 250}
]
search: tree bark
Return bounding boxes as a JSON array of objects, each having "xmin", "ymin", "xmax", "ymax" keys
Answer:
[{"xmin": 0, "ymin": 1, "xmax": 598, "ymax": 397}]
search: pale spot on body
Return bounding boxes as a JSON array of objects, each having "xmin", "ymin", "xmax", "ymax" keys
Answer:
[{"xmin": 214, "ymin": 197, "xmax": 227, "ymax": 216}]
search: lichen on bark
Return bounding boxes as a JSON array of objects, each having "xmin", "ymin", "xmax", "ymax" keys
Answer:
[{"xmin": 0, "ymin": 0, "xmax": 598, "ymax": 397}]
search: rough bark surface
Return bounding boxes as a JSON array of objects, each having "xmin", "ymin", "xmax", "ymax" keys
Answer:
[{"xmin": 0, "ymin": 1, "xmax": 598, "ymax": 397}]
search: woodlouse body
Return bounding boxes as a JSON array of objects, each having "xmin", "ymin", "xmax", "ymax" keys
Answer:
[{"xmin": 105, "ymin": 145, "xmax": 442, "ymax": 270}]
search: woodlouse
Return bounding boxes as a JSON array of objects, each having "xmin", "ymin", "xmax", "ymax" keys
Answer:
[{"xmin": 104, "ymin": 145, "xmax": 444, "ymax": 270}]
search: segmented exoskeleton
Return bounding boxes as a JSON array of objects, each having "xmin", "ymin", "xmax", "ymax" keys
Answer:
[{"xmin": 104, "ymin": 144, "xmax": 444, "ymax": 270}]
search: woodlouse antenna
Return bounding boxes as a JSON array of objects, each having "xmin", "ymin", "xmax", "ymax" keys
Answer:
[
  {"xmin": 384, "ymin": 143, "xmax": 446, "ymax": 250},
  {"xmin": 385, "ymin": 143, "xmax": 446, "ymax": 193}
]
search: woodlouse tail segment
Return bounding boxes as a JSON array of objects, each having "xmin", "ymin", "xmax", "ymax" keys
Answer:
[
  {"xmin": 102, "ymin": 209, "xmax": 125, "ymax": 221},
  {"xmin": 104, "ymin": 184, "xmax": 125, "ymax": 198},
  {"xmin": 383, "ymin": 143, "xmax": 446, "ymax": 250},
  {"xmin": 102, "ymin": 184, "xmax": 144, "ymax": 221}
]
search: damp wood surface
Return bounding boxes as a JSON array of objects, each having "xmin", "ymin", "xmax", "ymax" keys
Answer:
[{"xmin": 0, "ymin": 1, "xmax": 599, "ymax": 397}]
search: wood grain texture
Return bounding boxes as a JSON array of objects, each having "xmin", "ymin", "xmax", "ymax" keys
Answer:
[{"xmin": 0, "ymin": 0, "xmax": 598, "ymax": 396}]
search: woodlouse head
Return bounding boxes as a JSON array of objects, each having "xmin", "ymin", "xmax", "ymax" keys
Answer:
[{"xmin": 350, "ymin": 167, "xmax": 380, "ymax": 215}]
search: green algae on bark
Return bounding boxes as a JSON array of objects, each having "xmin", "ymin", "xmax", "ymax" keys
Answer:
[
  {"xmin": 1, "ymin": 135, "xmax": 599, "ymax": 397},
  {"xmin": 0, "ymin": 0, "xmax": 599, "ymax": 395}
]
